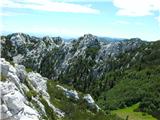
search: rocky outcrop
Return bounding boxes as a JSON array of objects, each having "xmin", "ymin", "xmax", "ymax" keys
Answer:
[
  {"xmin": 83, "ymin": 94, "xmax": 100, "ymax": 111},
  {"xmin": 27, "ymin": 72, "xmax": 65, "ymax": 117},
  {"xmin": 27, "ymin": 72, "xmax": 49, "ymax": 98},
  {"xmin": 56, "ymin": 85, "xmax": 79, "ymax": 100},
  {"xmin": 0, "ymin": 58, "xmax": 39, "ymax": 120},
  {"xmin": 15, "ymin": 64, "xmax": 27, "ymax": 81},
  {"xmin": 56, "ymin": 85, "xmax": 100, "ymax": 111},
  {"xmin": 0, "ymin": 58, "xmax": 65, "ymax": 120}
]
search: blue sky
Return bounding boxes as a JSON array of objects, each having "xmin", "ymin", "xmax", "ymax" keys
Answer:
[{"xmin": 0, "ymin": 0, "xmax": 160, "ymax": 41}]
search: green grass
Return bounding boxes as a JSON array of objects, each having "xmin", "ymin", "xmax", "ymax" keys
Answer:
[
  {"xmin": 26, "ymin": 90, "xmax": 38, "ymax": 101},
  {"xmin": 112, "ymin": 103, "xmax": 157, "ymax": 120}
]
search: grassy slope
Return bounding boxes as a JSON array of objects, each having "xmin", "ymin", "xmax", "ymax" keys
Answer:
[
  {"xmin": 47, "ymin": 80, "xmax": 122, "ymax": 120},
  {"xmin": 112, "ymin": 103, "xmax": 157, "ymax": 120}
]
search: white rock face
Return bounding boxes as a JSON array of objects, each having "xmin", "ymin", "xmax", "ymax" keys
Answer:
[
  {"xmin": 0, "ymin": 58, "xmax": 39, "ymax": 120},
  {"xmin": 0, "ymin": 104, "xmax": 13, "ymax": 120},
  {"xmin": 1, "ymin": 58, "xmax": 10, "ymax": 78},
  {"xmin": 27, "ymin": 72, "xmax": 49, "ymax": 98},
  {"xmin": 13, "ymin": 54, "xmax": 24, "ymax": 65},
  {"xmin": 10, "ymin": 33, "xmax": 26, "ymax": 47},
  {"xmin": 83, "ymin": 94, "xmax": 100, "ymax": 111},
  {"xmin": 15, "ymin": 64, "xmax": 27, "ymax": 81},
  {"xmin": 66, "ymin": 90, "xmax": 79, "ymax": 100},
  {"xmin": 83, "ymin": 94, "xmax": 95, "ymax": 104},
  {"xmin": 56, "ymin": 84, "xmax": 67, "ymax": 91},
  {"xmin": 0, "ymin": 58, "xmax": 65, "ymax": 119},
  {"xmin": 56, "ymin": 85, "xmax": 79, "ymax": 100},
  {"xmin": 0, "ymin": 83, "xmax": 39, "ymax": 120}
]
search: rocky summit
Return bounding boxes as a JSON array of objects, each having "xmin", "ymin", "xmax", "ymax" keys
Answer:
[{"xmin": 1, "ymin": 33, "xmax": 160, "ymax": 120}]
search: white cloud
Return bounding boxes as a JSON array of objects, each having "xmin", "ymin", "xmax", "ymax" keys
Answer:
[
  {"xmin": 113, "ymin": 0, "xmax": 160, "ymax": 16},
  {"xmin": 0, "ymin": 0, "xmax": 100, "ymax": 14}
]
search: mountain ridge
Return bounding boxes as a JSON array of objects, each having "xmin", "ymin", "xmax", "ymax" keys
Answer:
[{"xmin": 1, "ymin": 33, "xmax": 160, "ymax": 120}]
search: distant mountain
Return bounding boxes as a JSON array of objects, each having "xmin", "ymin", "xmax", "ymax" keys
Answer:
[
  {"xmin": 1, "ymin": 33, "xmax": 160, "ymax": 120},
  {"xmin": 63, "ymin": 36, "xmax": 125, "ymax": 43},
  {"xmin": 99, "ymin": 37, "xmax": 125, "ymax": 42}
]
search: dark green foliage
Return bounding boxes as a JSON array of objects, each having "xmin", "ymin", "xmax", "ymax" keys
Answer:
[
  {"xmin": 98, "ymin": 66, "xmax": 160, "ymax": 109},
  {"xmin": 139, "ymin": 85, "xmax": 160, "ymax": 118},
  {"xmin": 1, "ymin": 36, "xmax": 14, "ymax": 61},
  {"xmin": 39, "ymin": 47, "xmax": 65, "ymax": 78},
  {"xmin": 59, "ymin": 55, "xmax": 97, "ymax": 92},
  {"xmin": 98, "ymin": 66, "xmax": 160, "ymax": 119},
  {"xmin": 69, "ymin": 39, "xmax": 80, "ymax": 54},
  {"xmin": 26, "ymin": 44, "xmax": 35, "ymax": 51},
  {"xmin": 86, "ymin": 44, "xmax": 101, "ymax": 59}
]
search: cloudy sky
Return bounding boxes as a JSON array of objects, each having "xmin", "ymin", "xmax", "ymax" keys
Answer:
[{"xmin": 0, "ymin": 0, "xmax": 160, "ymax": 40}]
